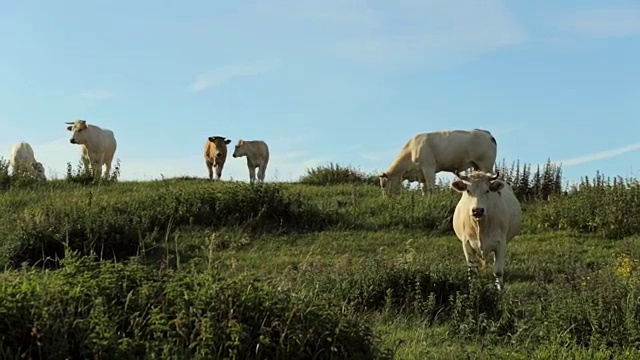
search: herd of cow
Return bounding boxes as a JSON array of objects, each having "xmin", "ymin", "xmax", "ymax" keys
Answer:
[{"xmin": 7, "ymin": 121, "xmax": 519, "ymax": 290}]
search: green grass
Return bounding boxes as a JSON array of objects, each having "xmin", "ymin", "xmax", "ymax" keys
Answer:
[{"xmin": 1, "ymin": 161, "xmax": 640, "ymax": 359}]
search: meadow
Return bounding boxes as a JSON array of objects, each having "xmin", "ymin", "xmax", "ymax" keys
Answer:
[{"xmin": 1, "ymin": 159, "xmax": 640, "ymax": 359}]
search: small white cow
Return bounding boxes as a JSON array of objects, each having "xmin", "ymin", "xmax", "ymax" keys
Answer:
[
  {"xmin": 232, "ymin": 139, "xmax": 270, "ymax": 183},
  {"xmin": 65, "ymin": 120, "xmax": 117, "ymax": 181},
  {"xmin": 379, "ymin": 129, "xmax": 497, "ymax": 196},
  {"xmin": 451, "ymin": 170, "xmax": 522, "ymax": 291},
  {"xmin": 9, "ymin": 141, "xmax": 46, "ymax": 180}
]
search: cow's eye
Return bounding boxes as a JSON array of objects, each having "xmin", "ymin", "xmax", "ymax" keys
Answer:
[
  {"xmin": 466, "ymin": 190, "xmax": 471, "ymax": 194},
  {"xmin": 486, "ymin": 190, "xmax": 490, "ymax": 193}
]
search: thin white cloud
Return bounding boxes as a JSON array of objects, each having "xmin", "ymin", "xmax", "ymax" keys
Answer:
[
  {"xmin": 190, "ymin": 58, "xmax": 281, "ymax": 91},
  {"xmin": 543, "ymin": 143, "xmax": 640, "ymax": 168},
  {"xmin": 79, "ymin": 89, "xmax": 113, "ymax": 100},
  {"xmin": 559, "ymin": 4, "xmax": 640, "ymax": 37},
  {"xmin": 332, "ymin": 0, "xmax": 527, "ymax": 70}
]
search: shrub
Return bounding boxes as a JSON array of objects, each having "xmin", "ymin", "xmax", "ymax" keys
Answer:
[
  {"xmin": 0, "ymin": 253, "xmax": 387, "ymax": 359},
  {"xmin": 299, "ymin": 163, "xmax": 378, "ymax": 186},
  {"xmin": 0, "ymin": 182, "xmax": 335, "ymax": 268},
  {"xmin": 65, "ymin": 159, "xmax": 121, "ymax": 184},
  {"xmin": 527, "ymin": 173, "xmax": 640, "ymax": 239}
]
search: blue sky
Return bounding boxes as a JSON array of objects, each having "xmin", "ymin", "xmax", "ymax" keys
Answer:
[{"xmin": 1, "ymin": 0, "xmax": 639, "ymax": 182}]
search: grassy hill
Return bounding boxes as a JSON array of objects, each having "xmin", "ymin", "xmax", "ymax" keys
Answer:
[{"xmin": 1, "ymin": 160, "xmax": 639, "ymax": 359}]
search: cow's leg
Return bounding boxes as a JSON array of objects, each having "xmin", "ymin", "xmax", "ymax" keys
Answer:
[
  {"xmin": 206, "ymin": 160, "xmax": 214, "ymax": 180},
  {"xmin": 419, "ymin": 182, "xmax": 426, "ymax": 196},
  {"xmin": 419, "ymin": 166, "xmax": 436, "ymax": 194},
  {"xmin": 257, "ymin": 164, "xmax": 267, "ymax": 183},
  {"xmin": 493, "ymin": 241, "xmax": 507, "ymax": 291},
  {"xmin": 462, "ymin": 241, "xmax": 481, "ymax": 282},
  {"xmin": 90, "ymin": 154, "xmax": 103, "ymax": 180},
  {"xmin": 215, "ymin": 164, "xmax": 223, "ymax": 180},
  {"xmin": 81, "ymin": 155, "xmax": 91, "ymax": 177},
  {"xmin": 248, "ymin": 165, "xmax": 256, "ymax": 184}
]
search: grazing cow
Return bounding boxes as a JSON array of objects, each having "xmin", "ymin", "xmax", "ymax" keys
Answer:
[
  {"xmin": 9, "ymin": 141, "xmax": 46, "ymax": 180},
  {"xmin": 379, "ymin": 129, "xmax": 497, "ymax": 196},
  {"xmin": 204, "ymin": 136, "xmax": 231, "ymax": 180},
  {"xmin": 232, "ymin": 139, "xmax": 270, "ymax": 183},
  {"xmin": 379, "ymin": 166, "xmax": 427, "ymax": 195},
  {"xmin": 451, "ymin": 170, "xmax": 522, "ymax": 291},
  {"xmin": 65, "ymin": 120, "xmax": 117, "ymax": 181}
]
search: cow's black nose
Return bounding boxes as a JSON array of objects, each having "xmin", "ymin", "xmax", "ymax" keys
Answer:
[
  {"xmin": 471, "ymin": 207, "xmax": 484, "ymax": 217},
  {"xmin": 70, "ymin": 139, "xmax": 76, "ymax": 144}
]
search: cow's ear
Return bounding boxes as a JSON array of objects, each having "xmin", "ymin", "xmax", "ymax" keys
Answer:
[
  {"xmin": 66, "ymin": 126, "xmax": 73, "ymax": 131},
  {"xmin": 489, "ymin": 180, "xmax": 505, "ymax": 192},
  {"xmin": 207, "ymin": 137, "xmax": 214, "ymax": 142},
  {"xmin": 451, "ymin": 180, "xmax": 467, "ymax": 192},
  {"xmin": 379, "ymin": 172, "xmax": 387, "ymax": 179},
  {"xmin": 224, "ymin": 139, "xmax": 231, "ymax": 144}
]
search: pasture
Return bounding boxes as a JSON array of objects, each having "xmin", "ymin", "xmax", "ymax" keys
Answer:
[{"xmin": 1, "ymin": 160, "xmax": 640, "ymax": 359}]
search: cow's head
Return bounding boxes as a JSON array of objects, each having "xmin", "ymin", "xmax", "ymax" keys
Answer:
[
  {"xmin": 32, "ymin": 162, "xmax": 46, "ymax": 181},
  {"xmin": 232, "ymin": 140, "xmax": 246, "ymax": 158},
  {"xmin": 451, "ymin": 170, "xmax": 504, "ymax": 219},
  {"xmin": 379, "ymin": 172, "xmax": 403, "ymax": 195},
  {"xmin": 208, "ymin": 136, "xmax": 231, "ymax": 159},
  {"xmin": 65, "ymin": 120, "xmax": 89, "ymax": 145}
]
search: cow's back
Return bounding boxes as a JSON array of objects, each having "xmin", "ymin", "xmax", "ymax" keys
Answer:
[
  {"xmin": 10, "ymin": 142, "xmax": 35, "ymax": 166},
  {"xmin": 250, "ymin": 140, "xmax": 269, "ymax": 159},
  {"xmin": 417, "ymin": 130, "xmax": 497, "ymax": 170}
]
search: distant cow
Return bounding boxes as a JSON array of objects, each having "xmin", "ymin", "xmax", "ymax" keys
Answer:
[
  {"xmin": 232, "ymin": 139, "xmax": 270, "ymax": 183},
  {"xmin": 204, "ymin": 136, "xmax": 231, "ymax": 180},
  {"xmin": 379, "ymin": 129, "xmax": 497, "ymax": 196},
  {"xmin": 451, "ymin": 170, "xmax": 522, "ymax": 291},
  {"xmin": 65, "ymin": 119, "xmax": 118, "ymax": 181},
  {"xmin": 9, "ymin": 141, "xmax": 46, "ymax": 180}
]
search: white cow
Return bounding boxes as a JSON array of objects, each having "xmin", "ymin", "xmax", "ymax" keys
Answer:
[
  {"xmin": 9, "ymin": 141, "xmax": 46, "ymax": 180},
  {"xmin": 232, "ymin": 139, "xmax": 270, "ymax": 183},
  {"xmin": 65, "ymin": 119, "xmax": 117, "ymax": 181},
  {"xmin": 451, "ymin": 170, "xmax": 522, "ymax": 291},
  {"xmin": 379, "ymin": 129, "xmax": 497, "ymax": 196}
]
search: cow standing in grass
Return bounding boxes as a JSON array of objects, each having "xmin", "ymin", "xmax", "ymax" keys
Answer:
[
  {"xmin": 65, "ymin": 120, "xmax": 118, "ymax": 181},
  {"xmin": 232, "ymin": 139, "xmax": 270, "ymax": 183},
  {"xmin": 451, "ymin": 170, "xmax": 522, "ymax": 291},
  {"xmin": 9, "ymin": 141, "xmax": 46, "ymax": 180},
  {"xmin": 379, "ymin": 129, "xmax": 497, "ymax": 196},
  {"xmin": 204, "ymin": 136, "xmax": 231, "ymax": 180}
]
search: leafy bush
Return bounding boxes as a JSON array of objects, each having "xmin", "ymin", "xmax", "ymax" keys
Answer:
[
  {"xmin": 0, "ymin": 182, "xmax": 335, "ymax": 268},
  {"xmin": 0, "ymin": 252, "xmax": 387, "ymax": 360},
  {"xmin": 299, "ymin": 163, "xmax": 378, "ymax": 186},
  {"xmin": 528, "ymin": 173, "xmax": 640, "ymax": 239},
  {"xmin": 65, "ymin": 158, "xmax": 122, "ymax": 184}
]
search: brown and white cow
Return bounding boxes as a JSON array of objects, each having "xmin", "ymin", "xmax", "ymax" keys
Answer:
[
  {"xmin": 379, "ymin": 129, "xmax": 497, "ymax": 196},
  {"xmin": 65, "ymin": 120, "xmax": 117, "ymax": 181},
  {"xmin": 204, "ymin": 136, "xmax": 231, "ymax": 180},
  {"xmin": 451, "ymin": 170, "xmax": 522, "ymax": 291},
  {"xmin": 232, "ymin": 139, "xmax": 270, "ymax": 183}
]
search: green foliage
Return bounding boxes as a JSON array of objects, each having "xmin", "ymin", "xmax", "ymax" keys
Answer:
[
  {"xmin": 528, "ymin": 172, "xmax": 640, "ymax": 239},
  {"xmin": 299, "ymin": 163, "xmax": 378, "ymax": 186},
  {"xmin": 0, "ymin": 181, "xmax": 333, "ymax": 268},
  {"xmin": 2, "ymin": 160, "xmax": 640, "ymax": 357},
  {"xmin": 65, "ymin": 158, "xmax": 122, "ymax": 184},
  {"xmin": 0, "ymin": 252, "xmax": 384, "ymax": 359}
]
